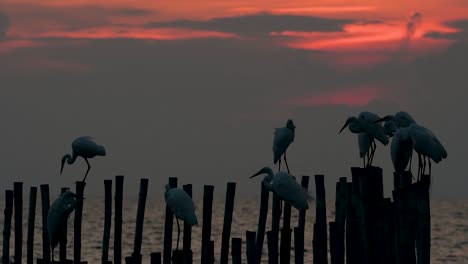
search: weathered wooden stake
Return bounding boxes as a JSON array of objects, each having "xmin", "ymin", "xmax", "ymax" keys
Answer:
[
  {"xmin": 2, "ymin": 190, "xmax": 14, "ymax": 264},
  {"xmin": 346, "ymin": 175, "xmax": 362, "ymax": 264},
  {"xmin": 133, "ymin": 178, "xmax": 149, "ymax": 262},
  {"xmin": 14, "ymin": 182, "xmax": 23, "ymax": 264},
  {"xmin": 74, "ymin": 181, "xmax": 86, "ymax": 264},
  {"xmin": 255, "ymin": 182, "xmax": 269, "ymax": 263},
  {"xmin": 416, "ymin": 174, "xmax": 431, "ymax": 264},
  {"xmin": 231, "ymin": 238, "xmax": 242, "ymax": 264},
  {"xmin": 313, "ymin": 175, "xmax": 327, "ymax": 264},
  {"xmin": 329, "ymin": 222, "xmax": 337, "ymax": 264},
  {"xmin": 163, "ymin": 177, "xmax": 177, "ymax": 264},
  {"xmin": 27, "ymin": 187, "xmax": 37, "ymax": 264},
  {"xmin": 280, "ymin": 200, "xmax": 292, "ymax": 264},
  {"xmin": 114, "ymin": 176, "xmax": 124, "ymax": 264},
  {"xmin": 293, "ymin": 227, "xmax": 304, "ymax": 264},
  {"xmin": 40, "ymin": 184, "xmax": 51, "ymax": 263},
  {"xmin": 220, "ymin": 182, "xmax": 236, "ymax": 264},
  {"xmin": 201, "ymin": 185, "xmax": 214, "ymax": 263},
  {"xmin": 334, "ymin": 177, "xmax": 347, "ymax": 264},
  {"xmin": 246, "ymin": 231, "xmax": 257, "ymax": 264},
  {"xmin": 171, "ymin": 250, "xmax": 183, "ymax": 264},
  {"xmin": 266, "ymin": 231, "xmax": 278, "ymax": 264},
  {"xmin": 150, "ymin": 252, "xmax": 161, "ymax": 264},
  {"xmin": 102, "ymin": 180, "xmax": 112, "ymax": 264},
  {"xmin": 182, "ymin": 184, "xmax": 193, "ymax": 263}
]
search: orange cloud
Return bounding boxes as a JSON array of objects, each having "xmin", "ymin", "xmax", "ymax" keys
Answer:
[{"xmin": 288, "ymin": 86, "xmax": 379, "ymax": 107}]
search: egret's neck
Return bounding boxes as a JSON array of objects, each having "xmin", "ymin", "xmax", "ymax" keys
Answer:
[{"xmin": 65, "ymin": 154, "xmax": 77, "ymax": 165}]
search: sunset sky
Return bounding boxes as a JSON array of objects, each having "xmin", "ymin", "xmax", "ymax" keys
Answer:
[{"xmin": 0, "ymin": 0, "xmax": 467, "ymax": 199}]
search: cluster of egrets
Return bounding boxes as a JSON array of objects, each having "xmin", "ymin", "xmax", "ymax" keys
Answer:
[{"xmin": 48, "ymin": 111, "xmax": 447, "ymax": 260}]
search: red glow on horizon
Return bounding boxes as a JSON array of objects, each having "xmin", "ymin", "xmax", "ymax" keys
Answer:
[{"xmin": 288, "ymin": 86, "xmax": 380, "ymax": 107}]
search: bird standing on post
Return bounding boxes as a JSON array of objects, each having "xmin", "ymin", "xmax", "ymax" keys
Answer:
[
  {"xmin": 273, "ymin": 119, "xmax": 296, "ymax": 174},
  {"xmin": 375, "ymin": 111, "xmax": 447, "ymax": 180},
  {"xmin": 250, "ymin": 167, "xmax": 312, "ymax": 210},
  {"xmin": 164, "ymin": 185, "xmax": 198, "ymax": 250},
  {"xmin": 60, "ymin": 136, "xmax": 106, "ymax": 183},
  {"xmin": 339, "ymin": 111, "xmax": 389, "ymax": 167},
  {"xmin": 48, "ymin": 191, "xmax": 77, "ymax": 262}
]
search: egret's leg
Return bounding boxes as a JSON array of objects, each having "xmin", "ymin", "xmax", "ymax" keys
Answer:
[
  {"xmin": 408, "ymin": 150, "xmax": 413, "ymax": 173},
  {"xmin": 82, "ymin": 158, "xmax": 91, "ymax": 182},
  {"xmin": 369, "ymin": 140, "xmax": 376, "ymax": 167},
  {"xmin": 363, "ymin": 157, "xmax": 366, "ymax": 168},
  {"xmin": 429, "ymin": 158, "xmax": 432, "ymax": 177},
  {"xmin": 52, "ymin": 248, "xmax": 54, "ymax": 263},
  {"xmin": 278, "ymin": 159, "xmax": 281, "ymax": 172},
  {"xmin": 176, "ymin": 218, "xmax": 181, "ymax": 251},
  {"xmin": 422, "ymin": 156, "xmax": 427, "ymax": 179},
  {"xmin": 284, "ymin": 152, "xmax": 291, "ymax": 174},
  {"xmin": 417, "ymin": 153, "xmax": 422, "ymax": 181}
]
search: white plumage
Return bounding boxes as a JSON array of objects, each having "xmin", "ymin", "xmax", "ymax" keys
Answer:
[
  {"xmin": 48, "ymin": 191, "xmax": 77, "ymax": 262},
  {"xmin": 273, "ymin": 119, "xmax": 295, "ymax": 173},
  {"xmin": 340, "ymin": 111, "xmax": 389, "ymax": 167},
  {"xmin": 165, "ymin": 185, "xmax": 198, "ymax": 249},
  {"xmin": 61, "ymin": 136, "xmax": 106, "ymax": 182},
  {"xmin": 250, "ymin": 167, "xmax": 312, "ymax": 210}
]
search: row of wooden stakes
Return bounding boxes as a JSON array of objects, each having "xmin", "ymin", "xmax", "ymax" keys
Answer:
[{"xmin": 1, "ymin": 166, "xmax": 431, "ymax": 264}]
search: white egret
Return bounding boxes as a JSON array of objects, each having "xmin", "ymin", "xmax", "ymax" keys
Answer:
[
  {"xmin": 376, "ymin": 112, "xmax": 447, "ymax": 179},
  {"xmin": 61, "ymin": 136, "xmax": 106, "ymax": 182},
  {"xmin": 48, "ymin": 191, "xmax": 77, "ymax": 262},
  {"xmin": 250, "ymin": 167, "xmax": 312, "ymax": 210},
  {"xmin": 339, "ymin": 112, "xmax": 389, "ymax": 167},
  {"xmin": 273, "ymin": 119, "xmax": 296, "ymax": 174},
  {"xmin": 391, "ymin": 127, "xmax": 413, "ymax": 173},
  {"xmin": 164, "ymin": 185, "xmax": 198, "ymax": 250}
]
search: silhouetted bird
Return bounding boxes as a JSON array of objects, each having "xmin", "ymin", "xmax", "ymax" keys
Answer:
[
  {"xmin": 48, "ymin": 191, "xmax": 77, "ymax": 262},
  {"xmin": 165, "ymin": 185, "xmax": 198, "ymax": 250},
  {"xmin": 340, "ymin": 111, "xmax": 389, "ymax": 167},
  {"xmin": 61, "ymin": 136, "xmax": 106, "ymax": 182},
  {"xmin": 273, "ymin": 119, "xmax": 296, "ymax": 173},
  {"xmin": 250, "ymin": 166, "xmax": 312, "ymax": 210}
]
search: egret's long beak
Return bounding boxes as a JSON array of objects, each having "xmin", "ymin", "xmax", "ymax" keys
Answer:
[
  {"xmin": 250, "ymin": 168, "xmax": 267, "ymax": 178},
  {"xmin": 339, "ymin": 120, "xmax": 350, "ymax": 134},
  {"xmin": 60, "ymin": 155, "xmax": 67, "ymax": 174}
]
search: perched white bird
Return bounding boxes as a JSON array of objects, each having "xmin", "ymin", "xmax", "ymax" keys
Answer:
[
  {"xmin": 376, "ymin": 112, "xmax": 447, "ymax": 179},
  {"xmin": 383, "ymin": 119, "xmax": 398, "ymax": 137},
  {"xmin": 390, "ymin": 127, "xmax": 414, "ymax": 173},
  {"xmin": 250, "ymin": 167, "xmax": 312, "ymax": 210},
  {"xmin": 273, "ymin": 119, "xmax": 296, "ymax": 174},
  {"xmin": 61, "ymin": 136, "xmax": 106, "ymax": 182},
  {"xmin": 165, "ymin": 185, "xmax": 198, "ymax": 250},
  {"xmin": 48, "ymin": 191, "xmax": 77, "ymax": 262},
  {"xmin": 340, "ymin": 112, "xmax": 389, "ymax": 167}
]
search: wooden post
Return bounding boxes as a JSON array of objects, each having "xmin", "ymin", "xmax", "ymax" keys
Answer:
[
  {"xmin": 40, "ymin": 184, "xmax": 51, "ymax": 263},
  {"xmin": 182, "ymin": 184, "xmax": 193, "ymax": 263},
  {"xmin": 329, "ymin": 222, "xmax": 337, "ymax": 264},
  {"xmin": 293, "ymin": 227, "xmax": 304, "ymax": 264},
  {"xmin": 27, "ymin": 187, "xmax": 37, "ymax": 264},
  {"xmin": 381, "ymin": 198, "xmax": 395, "ymax": 264},
  {"xmin": 231, "ymin": 238, "xmax": 242, "ymax": 264},
  {"xmin": 74, "ymin": 181, "xmax": 86, "ymax": 264},
  {"xmin": 59, "ymin": 187, "xmax": 70, "ymax": 263},
  {"xmin": 114, "ymin": 176, "xmax": 124, "ymax": 264},
  {"xmin": 313, "ymin": 175, "xmax": 327, "ymax": 264},
  {"xmin": 295, "ymin": 176, "xmax": 309, "ymax": 264},
  {"xmin": 280, "ymin": 201, "xmax": 292, "ymax": 264},
  {"xmin": 172, "ymin": 250, "xmax": 183, "ymax": 264},
  {"xmin": 270, "ymin": 193, "xmax": 281, "ymax": 264},
  {"xmin": 150, "ymin": 253, "xmax": 161, "ymax": 264},
  {"xmin": 133, "ymin": 178, "xmax": 149, "ymax": 262},
  {"xmin": 220, "ymin": 182, "xmax": 236, "ymax": 264},
  {"xmin": 201, "ymin": 185, "xmax": 214, "ymax": 263},
  {"xmin": 14, "ymin": 182, "xmax": 23, "ymax": 264},
  {"xmin": 416, "ymin": 174, "xmax": 431, "ymax": 264},
  {"xmin": 246, "ymin": 231, "xmax": 257, "ymax": 264},
  {"xmin": 255, "ymin": 182, "xmax": 269, "ymax": 263},
  {"xmin": 2, "ymin": 190, "xmax": 14, "ymax": 264},
  {"xmin": 267, "ymin": 231, "xmax": 278, "ymax": 264},
  {"xmin": 163, "ymin": 177, "xmax": 177, "ymax": 264},
  {"xmin": 102, "ymin": 180, "xmax": 112, "ymax": 264},
  {"xmin": 346, "ymin": 174, "xmax": 363, "ymax": 264},
  {"xmin": 206, "ymin": 241, "xmax": 215, "ymax": 264},
  {"xmin": 334, "ymin": 177, "xmax": 347, "ymax": 264}
]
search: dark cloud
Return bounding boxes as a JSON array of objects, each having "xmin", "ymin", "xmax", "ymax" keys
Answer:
[
  {"xmin": 0, "ymin": 12, "xmax": 11, "ymax": 40},
  {"xmin": 145, "ymin": 13, "xmax": 354, "ymax": 35},
  {"xmin": 425, "ymin": 19, "xmax": 468, "ymax": 40}
]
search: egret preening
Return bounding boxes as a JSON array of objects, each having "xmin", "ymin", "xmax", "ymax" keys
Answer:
[
  {"xmin": 61, "ymin": 136, "xmax": 106, "ymax": 182},
  {"xmin": 339, "ymin": 112, "xmax": 389, "ymax": 167},
  {"xmin": 273, "ymin": 119, "xmax": 296, "ymax": 174},
  {"xmin": 376, "ymin": 112, "xmax": 447, "ymax": 180},
  {"xmin": 165, "ymin": 185, "xmax": 198, "ymax": 250},
  {"xmin": 250, "ymin": 167, "xmax": 312, "ymax": 211},
  {"xmin": 48, "ymin": 191, "xmax": 77, "ymax": 262}
]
